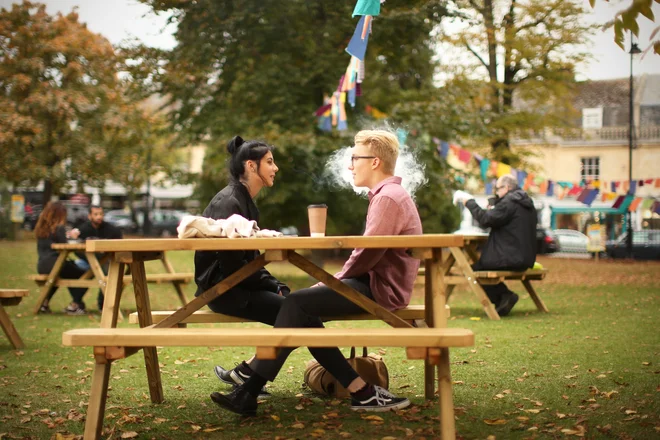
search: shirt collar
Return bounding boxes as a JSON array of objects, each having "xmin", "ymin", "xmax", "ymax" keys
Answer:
[{"xmin": 368, "ymin": 176, "xmax": 402, "ymax": 200}]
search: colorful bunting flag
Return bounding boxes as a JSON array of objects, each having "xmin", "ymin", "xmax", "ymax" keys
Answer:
[
  {"xmin": 611, "ymin": 196, "xmax": 625, "ymax": 209},
  {"xmin": 352, "ymin": 0, "xmax": 381, "ymax": 17},
  {"xmin": 480, "ymin": 158, "xmax": 491, "ymax": 181},
  {"xmin": 346, "ymin": 16, "xmax": 371, "ymax": 60},
  {"xmin": 583, "ymin": 189, "xmax": 599, "ymax": 206},
  {"xmin": 628, "ymin": 197, "xmax": 643, "ymax": 212},
  {"xmin": 546, "ymin": 180, "xmax": 554, "ymax": 196},
  {"xmin": 496, "ymin": 162, "xmax": 512, "ymax": 178}
]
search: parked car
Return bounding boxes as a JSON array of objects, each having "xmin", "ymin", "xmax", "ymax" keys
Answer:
[
  {"xmin": 104, "ymin": 210, "xmax": 140, "ymax": 234},
  {"xmin": 605, "ymin": 230, "xmax": 660, "ymax": 260},
  {"xmin": 553, "ymin": 229, "xmax": 589, "ymax": 254},
  {"xmin": 147, "ymin": 210, "xmax": 190, "ymax": 237},
  {"xmin": 536, "ymin": 227, "xmax": 558, "ymax": 254}
]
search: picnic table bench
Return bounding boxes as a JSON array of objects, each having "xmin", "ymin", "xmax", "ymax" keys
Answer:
[
  {"xmin": 61, "ymin": 234, "xmax": 473, "ymax": 439},
  {"xmin": 0, "ymin": 289, "xmax": 28, "ymax": 349},
  {"xmin": 419, "ymin": 234, "xmax": 549, "ymax": 319},
  {"xmin": 28, "ymin": 243, "xmax": 191, "ymax": 314}
]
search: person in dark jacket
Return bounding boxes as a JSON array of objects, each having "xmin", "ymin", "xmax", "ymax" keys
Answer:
[
  {"xmin": 76, "ymin": 206, "xmax": 123, "ymax": 310},
  {"xmin": 457, "ymin": 174, "xmax": 537, "ymax": 316},
  {"xmin": 35, "ymin": 201, "xmax": 89, "ymax": 315},
  {"xmin": 196, "ymin": 135, "xmax": 288, "ymax": 397}
]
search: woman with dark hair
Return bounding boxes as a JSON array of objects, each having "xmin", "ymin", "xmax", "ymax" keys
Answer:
[
  {"xmin": 34, "ymin": 202, "xmax": 88, "ymax": 315},
  {"xmin": 195, "ymin": 135, "xmax": 287, "ymax": 397}
]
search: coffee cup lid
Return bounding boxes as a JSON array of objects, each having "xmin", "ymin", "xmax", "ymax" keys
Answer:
[{"xmin": 307, "ymin": 204, "xmax": 328, "ymax": 209}]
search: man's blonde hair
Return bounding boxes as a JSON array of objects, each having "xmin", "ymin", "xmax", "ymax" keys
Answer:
[{"xmin": 354, "ymin": 129, "xmax": 399, "ymax": 174}]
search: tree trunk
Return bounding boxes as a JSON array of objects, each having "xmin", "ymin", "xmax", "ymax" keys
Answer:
[{"xmin": 42, "ymin": 179, "xmax": 53, "ymax": 205}]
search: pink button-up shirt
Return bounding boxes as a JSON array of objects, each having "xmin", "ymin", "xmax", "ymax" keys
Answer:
[{"xmin": 334, "ymin": 176, "xmax": 423, "ymax": 310}]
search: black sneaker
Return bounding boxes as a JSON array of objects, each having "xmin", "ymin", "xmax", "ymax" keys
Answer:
[
  {"xmin": 350, "ymin": 385, "xmax": 410, "ymax": 412},
  {"xmin": 210, "ymin": 384, "xmax": 258, "ymax": 417},
  {"xmin": 214, "ymin": 364, "xmax": 271, "ymax": 398},
  {"xmin": 64, "ymin": 304, "xmax": 87, "ymax": 316},
  {"xmin": 496, "ymin": 292, "xmax": 519, "ymax": 317}
]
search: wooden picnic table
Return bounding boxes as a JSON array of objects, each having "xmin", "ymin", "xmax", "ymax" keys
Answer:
[
  {"xmin": 71, "ymin": 234, "xmax": 469, "ymax": 439},
  {"xmin": 438, "ymin": 234, "xmax": 549, "ymax": 319},
  {"xmin": 30, "ymin": 242, "xmax": 191, "ymax": 314}
]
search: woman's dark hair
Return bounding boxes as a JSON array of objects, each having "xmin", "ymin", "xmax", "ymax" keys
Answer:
[
  {"xmin": 226, "ymin": 135, "xmax": 274, "ymax": 180},
  {"xmin": 34, "ymin": 201, "xmax": 67, "ymax": 239}
]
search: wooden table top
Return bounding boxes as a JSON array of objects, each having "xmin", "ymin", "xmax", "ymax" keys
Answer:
[{"xmin": 86, "ymin": 234, "xmax": 464, "ymax": 252}]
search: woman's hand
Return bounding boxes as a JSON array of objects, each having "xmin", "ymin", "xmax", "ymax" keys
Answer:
[{"xmin": 67, "ymin": 228, "xmax": 81, "ymax": 239}]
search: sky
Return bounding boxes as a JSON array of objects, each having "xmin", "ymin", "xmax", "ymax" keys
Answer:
[{"xmin": 1, "ymin": 0, "xmax": 659, "ymax": 81}]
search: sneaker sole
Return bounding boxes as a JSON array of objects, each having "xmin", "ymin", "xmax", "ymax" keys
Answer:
[
  {"xmin": 350, "ymin": 399, "xmax": 411, "ymax": 412},
  {"xmin": 210, "ymin": 393, "xmax": 257, "ymax": 417}
]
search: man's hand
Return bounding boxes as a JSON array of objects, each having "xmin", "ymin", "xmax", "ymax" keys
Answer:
[{"xmin": 452, "ymin": 190, "xmax": 474, "ymax": 205}]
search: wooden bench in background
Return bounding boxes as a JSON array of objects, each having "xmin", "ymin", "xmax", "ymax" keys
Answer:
[
  {"xmin": 418, "ymin": 266, "xmax": 549, "ymax": 319},
  {"xmin": 0, "ymin": 289, "xmax": 28, "ymax": 349},
  {"xmin": 27, "ymin": 243, "xmax": 193, "ymax": 314},
  {"xmin": 63, "ymin": 326, "xmax": 475, "ymax": 440}
]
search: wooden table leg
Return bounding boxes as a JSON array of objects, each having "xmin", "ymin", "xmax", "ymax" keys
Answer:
[
  {"xmin": 437, "ymin": 348, "xmax": 456, "ymax": 440},
  {"xmin": 33, "ymin": 250, "xmax": 69, "ymax": 314},
  {"xmin": 131, "ymin": 260, "xmax": 164, "ymax": 404},
  {"xmin": 522, "ymin": 280, "xmax": 549, "ymax": 313},
  {"xmin": 84, "ymin": 258, "xmax": 124, "ymax": 438},
  {"xmin": 423, "ymin": 250, "xmax": 446, "ymax": 400},
  {"xmin": 0, "ymin": 304, "xmax": 24, "ymax": 349},
  {"xmin": 449, "ymin": 247, "xmax": 500, "ymax": 320},
  {"xmin": 161, "ymin": 253, "xmax": 187, "ymax": 306}
]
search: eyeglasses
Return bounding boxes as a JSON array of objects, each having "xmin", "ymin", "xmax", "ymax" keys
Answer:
[
  {"xmin": 495, "ymin": 185, "xmax": 506, "ymax": 191},
  {"xmin": 350, "ymin": 156, "xmax": 376, "ymax": 165}
]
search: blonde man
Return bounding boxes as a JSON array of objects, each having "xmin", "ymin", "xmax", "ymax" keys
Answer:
[{"xmin": 211, "ymin": 129, "xmax": 423, "ymax": 415}]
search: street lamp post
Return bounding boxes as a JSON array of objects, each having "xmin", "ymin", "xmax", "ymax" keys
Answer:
[{"xmin": 627, "ymin": 38, "xmax": 641, "ymax": 258}]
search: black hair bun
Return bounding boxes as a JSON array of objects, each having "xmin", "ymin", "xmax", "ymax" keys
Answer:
[{"xmin": 227, "ymin": 136, "xmax": 245, "ymax": 155}]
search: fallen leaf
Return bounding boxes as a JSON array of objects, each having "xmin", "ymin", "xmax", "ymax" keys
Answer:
[
  {"xmin": 120, "ymin": 432, "xmax": 138, "ymax": 439},
  {"xmin": 483, "ymin": 418, "xmax": 507, "ymax": 425},
  {"xmin": 291, "ymin": 422, "xmax": 305, "ymax": 429},
  {"xmin": 203, "ymin": 427, "xmax": 223, "ymax": 432},
  {"xmin": 271, "ymin": 415, "xmax": 280, "ymax": 421},
  {"xmin": 362, "ymin": 415, "xmax": 384, "ymax": 421}
]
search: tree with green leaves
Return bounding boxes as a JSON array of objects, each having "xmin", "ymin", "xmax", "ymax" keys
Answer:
[
  {"xmin": 133, "ymin": 0, "xmax": 461, "ymax": 233},
  {"xmin": 0, "ymin": 1, "xmax": 124, "ymax": 202},
  {"xmin": 592, "ymin": 0, "xmax": 659, "ymax": 54},
  {"xmin": 435, "ymin": 0, "xmax": 596, "ymax": 164}
]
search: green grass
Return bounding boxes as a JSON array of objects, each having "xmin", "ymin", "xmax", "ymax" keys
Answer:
[{"xmin": 0, "ymin": 240, "xmax": 658, "ymax": 439}]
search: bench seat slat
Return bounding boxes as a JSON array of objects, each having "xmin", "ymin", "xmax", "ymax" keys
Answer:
[
  {"xmin": 29, "ymin": 273, "xmax": 193, "ymax": 284},
  {"xmin": 128, "ymin": 304, "xmax": 445, "ymax": 325},
  {"xmin": 62, "ymin": 327, "xmax": 474, "ymax": 348},
  {"xmin": 0, "ymin": 289, "xmax": 29, "ymax": 298}
]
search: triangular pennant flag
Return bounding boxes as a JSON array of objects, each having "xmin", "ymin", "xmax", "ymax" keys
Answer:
[
  {"xmin": 644, "ymin": 178, "xmax": 653, "ymax": 185},
  {"xmin": 539, "ymin": 180, "xmax": 548, "ymax": 195},
  {"xmin": 473, "ymin": 153, "xmax": 483, "ymax": 164},
  {"xmin": 546, "ymin": 180, "xmax": 555, "ymax": 196},
  {"xmin": 485, "ymin": 182, "xmax": 493, "ymax": 195},
  {"xmin": 353, "ymin": 0, "xmax": 380, "ymax": 17},
  {"xmin": 517, "ymin": 170, "xmax": 527, "ymax": 187},
  {"xmin": 629, "ymin": 180, "xmax": 637, "ymax": 194},
  {"xmin": 577, "ymin": 189, "xmax": 589, "ymax": 202},
  {"xmin": 653, "ymin": 201, "xmax": 660, "ymax": 214},
  {"xmin": 490, "ymin": 160, "xmax": 499, "ymax": 176},
  {"xmin": 638, "ymin": 179, "xmax": 645, "ymax": 187},
  {"xmin": 439, "ymin": 141, "xmax": 449, "ymax": 159},
  {"xmin": 480, "ymin": 158, "xmax": 491, "ymax": 181},
  {"xmin": 458, "ymin": 148, "xmax": 472, "ymax": 164},
  {"xmin": 628, "ymin": 197, "xmax": 643, "ymax": 212},
  {"xmin": 496, "ymin": 162, "xmax": 512, "ymax": 178},
  {"xmin": 641, "ymin": 198, "xmax": 655, "ymax": 210},
  {"xmin": 346, "ymin": 16, "xmax": 371, "ymax": 60},
  {"xmin": 583, "ymin": 189, "xmax": 599, "ymax": 206},
  {"xmin": 611, "ymin": 195, "xmax": 625, "ymax": 209},
  {"xmin": 655, "ymin": 178, "xmax": 660, "ymax": 188}
]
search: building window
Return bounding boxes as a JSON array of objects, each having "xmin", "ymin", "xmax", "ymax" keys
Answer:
[{"xmin": 580, "ymin": 157, "xmax": 600, "ymax": 182}]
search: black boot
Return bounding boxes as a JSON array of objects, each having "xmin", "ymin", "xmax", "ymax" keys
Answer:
[
  {"xmin": 210, "ymin": 384, "xmax": 258, "ymax": 416},
  {"xmin": 496, "ymin": 292, "xmax": 519, "ymax": 317}
]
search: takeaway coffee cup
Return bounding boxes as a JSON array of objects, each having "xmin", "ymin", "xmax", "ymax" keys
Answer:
[{"xmin": 307, "ymin": 204, "xmax": 328, "ymax": 237}]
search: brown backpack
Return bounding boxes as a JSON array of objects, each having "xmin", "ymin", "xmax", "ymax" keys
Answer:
[{"xmin": 303, "ymin": 347, "xmax": 389, "ymax": 398}]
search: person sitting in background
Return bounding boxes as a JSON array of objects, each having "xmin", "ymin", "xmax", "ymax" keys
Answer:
[
  {"xmin": 75, "ymin": 205, "xmax": 122, "ymax": 311},
  {"xmin": 211, "ymin": 129, "xmax": 422, "ymax": 416},
  {"xmin": 35, "ymin": 201, "xmax": 88, "ymax": 315},
  {"xmin": 454, "ymin": 174, "xmax": 537, "ymax": 316}
]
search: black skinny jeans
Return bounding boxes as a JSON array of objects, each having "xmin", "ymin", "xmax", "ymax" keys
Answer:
[
  {"xmin": 251, "ymin": 276, "xmax": 372, "ymax": 388},
  {"xmin": 207, "ymin": 286, "xmax": 286, "ymax": 326},
  {"xmin": 39, "ymin": 260, "xmax": 88, "ymax": 306}
]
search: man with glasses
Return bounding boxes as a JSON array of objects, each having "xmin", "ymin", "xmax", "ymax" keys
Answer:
[
  {"xmin": 455, "ymin": 174, "xmax": 537, "ymax": 316},
  {"xmin": 211, "ymin": 129, "xmax": 422, "ymax": 415}
]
